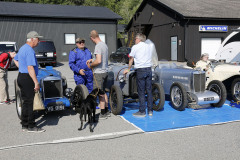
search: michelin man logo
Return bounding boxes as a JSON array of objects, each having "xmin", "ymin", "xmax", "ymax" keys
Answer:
[{"xmin": 199, "ymin": 26, "xmax": 206, "ymax": 31}]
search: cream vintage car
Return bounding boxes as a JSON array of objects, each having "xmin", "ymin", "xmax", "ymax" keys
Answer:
[{"xmin": 199, "ymin": 62, "xmax": 240, "ymax": 102}]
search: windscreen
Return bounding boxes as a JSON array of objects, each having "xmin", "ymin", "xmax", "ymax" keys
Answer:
[
  {"xmin": 34, "ymin": 41, "xmax": 56, "ymax": 52},
  {"xmin": 0, "ymin": 44, "xmax": 15, "ymax": 52}
]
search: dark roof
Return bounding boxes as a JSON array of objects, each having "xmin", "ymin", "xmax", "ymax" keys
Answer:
[
  {"xmin": 126, "ymin": 0, "xmax": 240, "ymax": 31},
  {"xmin": 0, "ymin": 1, "xmax": 122, "ymax": 20},
  {"xmin": 156, "ymin": 0, "xmax": 240, "ymax": 19}
]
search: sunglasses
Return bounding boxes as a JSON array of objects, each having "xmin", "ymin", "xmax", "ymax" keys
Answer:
[{"xmin": 77, "ymin": 40, "xmax": 85, "ymax": 44}]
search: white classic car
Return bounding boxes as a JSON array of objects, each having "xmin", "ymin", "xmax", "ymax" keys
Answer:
[{"xmin": 204, "ymin": 62, "xmax": 240, "ymax": 102}]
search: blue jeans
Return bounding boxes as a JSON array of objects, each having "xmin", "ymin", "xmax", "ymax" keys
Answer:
[{"xmin": 136, "ymin": 67, "xmax": 153, "ymax": 113}]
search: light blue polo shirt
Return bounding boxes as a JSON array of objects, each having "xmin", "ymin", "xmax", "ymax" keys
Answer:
[{"xmin": 14, "ymin": 44, "xmax": 38, "ymax": 75}]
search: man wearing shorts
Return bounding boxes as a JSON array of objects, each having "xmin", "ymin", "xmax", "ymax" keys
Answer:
[{"xmin": 87, "ymin": 30, "xmax": 110, "ymax": 119}]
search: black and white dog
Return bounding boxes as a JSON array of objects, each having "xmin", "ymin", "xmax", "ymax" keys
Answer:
[{"xmin": 75, "ymin": 88, "xmax": 104, "ymax": 132}]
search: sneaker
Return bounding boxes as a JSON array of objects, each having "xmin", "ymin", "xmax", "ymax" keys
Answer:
[
  {"xmin": 99, "ymin": 113, "xmax": 108, "ymax": 119},
  {"xmin": 5, "ymin": 101, "xmax": 11, "ymax": 104},
  {"xmin": 7, "ymin": 99, "xmax": 15, "ymax": 103},
  {"xmin": 148, "ymin": 111, "xmax": 153, "ymax": 116},
  {"xmin": 27, "ymin": 127, "xmax": 46, "ymax": 133},
  {"xmin": 0, "ymin": 101, "xmax": 11, "ymax": 105},
  {"xmin": 133, "ymin": 111, "xmax": 146, "ymax": 117},
  {"xmin": 22, "ymin": 126, "xmax": 28, "ymax": 132},
  {"xmin": 105, "ymin": 111, "xmax": 111, "ymax": 117}
]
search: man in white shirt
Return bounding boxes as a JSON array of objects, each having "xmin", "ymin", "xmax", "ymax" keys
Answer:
[{"xmin": 124, "ymin": 33, "xmax": 153, "ymax": 117}]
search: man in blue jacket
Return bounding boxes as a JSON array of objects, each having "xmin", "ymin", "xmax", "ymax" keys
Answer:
[{"xmin": 69, "ymin": 38, "xmax": 93, "ymax": 93}]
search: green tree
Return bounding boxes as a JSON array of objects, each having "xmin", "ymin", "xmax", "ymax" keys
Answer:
[
  {"xmin": 1, "ymin": 0, "xmax": 143, "ymax": 25},
  {"xmin": 81, "ymin": 0, "xmax": 142, "ymax": 25}
]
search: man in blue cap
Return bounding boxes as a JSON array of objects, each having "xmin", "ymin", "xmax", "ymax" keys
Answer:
[
  {"xmin": 69, "ymin": 38, "xmax": 93, "ymax": 93},
  {"xmin": 14, "ymin": 31, "xmax": 45, "ymax": 133}
]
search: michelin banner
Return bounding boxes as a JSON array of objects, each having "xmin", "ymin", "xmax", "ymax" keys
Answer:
[{"xmin": 199, "ymin": 25, "xmax": 228, "ymax": 32}]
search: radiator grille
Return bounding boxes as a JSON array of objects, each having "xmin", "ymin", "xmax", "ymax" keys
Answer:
[
  {"xmin": 129, "ymin": 72, "xmax": 138, "ymax": 96},
  {"xmin": 193, "ymin": 73, "xmax": 205, "ymax": 92},
  {"xmin": 43, "ymin": 80, "xmax": 62, "ymax": 98}
]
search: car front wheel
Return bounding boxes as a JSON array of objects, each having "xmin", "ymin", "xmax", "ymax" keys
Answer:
[
  {"xmin": 72, "ymin": 84, "xmax": 89, "ymax": 109},
  {"xmin": 207, "ymin": 80, "xmax": 227, "ymax": 107},
  {"xmin": 170, "ymin": 82, "xmax": 188, "ymax": 111},
  {"xmin": 109, "ymin": 85, "xmax": 123, "ymax": 115},
  {"xmin": 152, "ymin": 83, "xmax": 165, "ymax": 111},
  {"xmin": 15, "ymin": 79, "xmax": 22, "ymax": 120},
  {"xmin": 231, "ymin": 78, "xmax": 240, "ymax": 102}
]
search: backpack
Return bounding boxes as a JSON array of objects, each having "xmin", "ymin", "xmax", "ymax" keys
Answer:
[{"xmin": 0, "ymin": 52, "xmax": 10, "ymax": 63}]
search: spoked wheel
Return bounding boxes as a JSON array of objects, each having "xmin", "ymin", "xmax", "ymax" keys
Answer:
[
  {"xmin": 72, "ymin": 84, "xmax": 89, "ymax": 110},
  {"xmin": 170, "ymin": 82, "xmax": 188, "ymax": 111},
  {"xmin": 62, "ymin": 76, "xmax": 68, "ymax": 96},
  {"xmin": 152, "ymin": 83, "xmax": 165, "ymax": 111},
  {"xmin": 109, "ymin": 85, "xmax": 123, "ymax": 115},
  {"xmin": 15, "ymin": 79, "xmax": 23, "ymax": 120},
  {"xmin": 231, "ymin": 78, "xmax": 240, "ymax": 102},
  {"xmin": 207, "ymin": 80, "xmax": 226, "ymax": 107}
]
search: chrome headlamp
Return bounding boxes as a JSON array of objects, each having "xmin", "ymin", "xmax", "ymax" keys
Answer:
[
  {"xmin": 119, "ymin": 75, "xmax": 125, "ymax": 82},
  {"xmin": 152, "ymin": 73, "xmax": 158, "ymax": 81}
]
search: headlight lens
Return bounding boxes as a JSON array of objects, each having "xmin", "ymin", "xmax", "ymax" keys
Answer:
[
  {"xmin": 119, "ymin": 75, "xmax": 125, "ymax": 82},
  {"xmin": 152, "ymin": 73, "xmax": 158, "ymax": 81}
]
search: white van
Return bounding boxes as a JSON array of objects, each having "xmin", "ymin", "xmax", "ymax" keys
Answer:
[
  {"xmin": 215, "ymin": 28, "xmax": 240, "ymax": 63},
  {"xmin": 0, "ymin": 41, "xmax": 18, "ymax": 69}
]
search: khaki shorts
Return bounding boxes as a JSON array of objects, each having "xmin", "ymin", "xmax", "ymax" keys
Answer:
[{"xmin": 93, "ymin": 72, "xmax": 108, "ymax": 92}]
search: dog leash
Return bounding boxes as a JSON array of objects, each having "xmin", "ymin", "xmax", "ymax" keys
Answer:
[{"xmin": 89, "ymin": 67, "xmax": 100, "ymax": 98}]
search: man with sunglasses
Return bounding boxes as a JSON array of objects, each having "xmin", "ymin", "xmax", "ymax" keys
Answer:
[{"xmin": 69, "ymin": 38, "xmax": 93, "ymax": 93}]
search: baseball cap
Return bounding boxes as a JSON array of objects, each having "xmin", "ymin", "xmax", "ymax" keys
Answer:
[
  {"xmin": 27, "ymin": 31, "xmax": 43, "ymax": 39},
  {"xmin": 76, "ymin": 38, "xmax": 85, "ymax": 43}
]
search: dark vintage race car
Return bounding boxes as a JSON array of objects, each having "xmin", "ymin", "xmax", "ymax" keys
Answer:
[
  {"xmin": 105, "ymin": 39, "xmax": 164, "ymax": 115},
  {"xmin": 15, "ymin": 66, "xmax": 72, "ymax": 119},
  {"xmin": 105, "ymin": 63, "xmax": 165, "ymax": 115}
]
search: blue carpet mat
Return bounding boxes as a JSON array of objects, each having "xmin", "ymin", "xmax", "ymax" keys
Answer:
[{"xmin": 120, "ymin": 100, "xmax": 240, "ymax": 132}]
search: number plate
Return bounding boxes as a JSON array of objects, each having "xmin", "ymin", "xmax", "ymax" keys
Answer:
[
  {"xmin": 204, "ymin": 97, "xmax": 214, "ymax": 101},
  {"xmin": 47, "ymin": 52, "xmax": 53, "ymax": 57},
  {"xmin": 47, "ymin": 105, "xmax": 65, "ymax": 112}
]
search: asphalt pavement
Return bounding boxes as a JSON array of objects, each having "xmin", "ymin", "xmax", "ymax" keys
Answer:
[{"xmin": 0, "ymin": 62, "xmax": 240, "ymax": 160}]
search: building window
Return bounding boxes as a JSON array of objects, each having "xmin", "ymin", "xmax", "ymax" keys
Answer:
[
  {"xmin": 99, "ymin": 33, "xmax": 106, "ymax": 43},
  {"xmin": 64, "ymin": 33, "xmax": 76, "ymax": 45}
]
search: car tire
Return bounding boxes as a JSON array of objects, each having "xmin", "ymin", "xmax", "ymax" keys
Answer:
[
  {"xmin": 62, "ymin": 76, "xmax": 68, "ymax": 95},
  {"xmin": 15, "ymin": 79, "xmax": 22, "ymax": 120},
  {"xmin": 231, "ymin": 78, "xmax": 240, "ymax": 102},
  {"xmin": 40, "ymin": 63, "xmax": 45, "ymax": 68},
  {"xmin": 109, "ymin": 85, "xmax": 123, "ymax": 115},
  {"xmin": 207, "ymin": 80, "xmax": 227, "ymax": 107},
  {"xmin": 72, "ymin": 84, "xmax": 89, "ymax": 109},
  {"xmin": 170, "ymin": 82, "xmax": 188, "ymax": 111},
  {"xmin": 52, "ymin": 63, "xmax": 57, "ymax": 67},
  {"xmin": 152, "ymin": 83, "xmax": 165, "ymax": 111}
]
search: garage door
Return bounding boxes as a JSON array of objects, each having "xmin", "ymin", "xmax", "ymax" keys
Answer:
[{"xmin": 201, "ymin": 38, "xmax": 222, "ymax": 59}]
